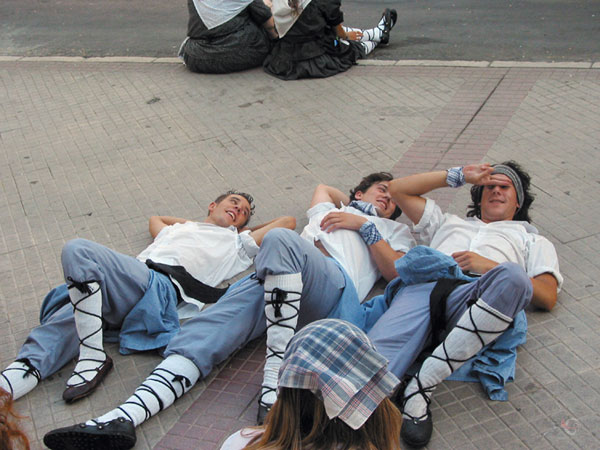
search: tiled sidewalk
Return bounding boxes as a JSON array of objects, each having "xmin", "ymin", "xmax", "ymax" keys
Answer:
[{"xmin": 1, "ymin": 61, "xmax": 599, "ymax": 449}]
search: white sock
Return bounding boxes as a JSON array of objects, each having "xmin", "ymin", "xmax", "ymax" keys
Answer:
[
  {"xmin": 67, "ymin": 282, "xmax": 107, "ymax": 387},
  {"xmin": 360, "ymin": 41, "xmax": 377, "ymax": 56},
  {"xmin": 88, "ymin": 355, "xmax": 200, "ymax": 427},
  {"xmin": 403, "ymin": 299, "xmax": 512, "ymax": 420},
  {"xmin": 0, "ymin": 361, "xmax": 41, "ymax": 400},
  {"xmin": 260, "ymin": 273, "xmax": 302, "ymax": 407}
]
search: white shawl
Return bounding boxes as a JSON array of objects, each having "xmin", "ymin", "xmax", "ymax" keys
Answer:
[
  {"xmin": 192, "ymin": 0, "xmax": 255, "ymax": 30},
  {"xmin": 272, "ymin": 0, "xmax": 313, "ymax": 38}
]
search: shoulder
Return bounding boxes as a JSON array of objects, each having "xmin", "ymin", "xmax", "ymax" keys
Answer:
[{"xmin": 220, "ymin": 428, "xmax": 263, "ymax": 450}]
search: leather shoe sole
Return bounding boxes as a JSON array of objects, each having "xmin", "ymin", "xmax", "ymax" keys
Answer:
[
  {"xmin": 62, "ymin": 355, "xmax": 113, "ymax": 403},
  {"xmin": 401, "ymin": 411, "xmax": 433, "ymax": 448},
  {"xmin": 44, "ymin": 417, "xmax": 136, "ymax": 450}
]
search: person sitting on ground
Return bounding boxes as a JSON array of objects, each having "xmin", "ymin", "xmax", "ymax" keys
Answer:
[
  {"xmin": 264, "ymin": 0, "xmax": 397, "ymax": 80},
  {"xmin": 0, "ymin": 387, "xmax": 30, "ymax": 450},
  {"xmin": 366, "ymin": 161, "xmax": 562, "ymax": 448},
  {"xmin": 221, "ymin": 319, "xmax": 402, "ymax": 450},
  {"xmin": 1, "ymin": 191, "xmax": 295, "ymax": 405},
  {"xmin": 179, "ymin": 0, "xmax": 278, "ymax": 74},
  {"xmin": 41, "ymin": 173, "xmax": 413, "ymax": 450}
]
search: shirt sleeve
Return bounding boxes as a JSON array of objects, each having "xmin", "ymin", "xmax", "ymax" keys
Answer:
[
  {"xmin": 306, "ymin": 201, "xmax": 336, "ymax": 219},
  {"xmin": 526, "ymin": 235, "xmax": 563, "ymax": 291},
  {"xmin": 384, "ymin": 222, "xmax": 416, "ymax": 253},
  {"xmin": 238, "ymin": 230, "xmax": 260, "ymax": 259},
  {"xmin": 412, "ymin": 198, "xmax": 445, "ymax": 245},
  {"xmin": 322, "ymin": 0, "xmax": 344, "ymax": 26}
]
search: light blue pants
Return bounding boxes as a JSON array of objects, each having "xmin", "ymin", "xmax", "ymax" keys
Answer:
[
  {"xmin": 17, "ymin": 238, "xmax": 151, "ymax": 378},
  {"xmin": 368, "ymin": 262, "xmax": 533, "ymax": 378},
  {"xmin": 164, "ymin": 228, "xmax": 347, "ymax": 377}
]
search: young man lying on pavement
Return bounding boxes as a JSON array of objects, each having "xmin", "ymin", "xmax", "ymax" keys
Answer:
[
  {"xmin": 1, "ymin": 191, "xmax": 295, "ymax": 405},
  {"xmin": 366, "ymin": 162, "xmax": 561, "ymax": 448}
]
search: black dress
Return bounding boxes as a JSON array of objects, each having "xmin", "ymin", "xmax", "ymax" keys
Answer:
[
  {"xmin": 263, "ymin": 0, "xmax": 363, "ymax": 80},
  {"xmin": 181, "ymin": 0, "xmax": 272, "ymax": 74}
]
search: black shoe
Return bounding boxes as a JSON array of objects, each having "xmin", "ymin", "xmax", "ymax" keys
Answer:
[
  {"xmin": 256, "ymin": 387, "xmax": 274, "ymax": 425},
  {"xmin": 256, "ymin": 404, "xmax": 270, "ymax": 426},
  {"xmin": 380, "ymin": 8, "xmax": 398, "ymax": 45},
  {"xmin": 398, "ymin": 375, "xmax": 433, "ymax": 448},
  {"xmin": 63, "ymin": 355, "xmax": 113, "ymax": 403},
  {"xmin": 43, "ymin": 417, "xmax": 136, "ymax": 450},
  {"xmin": 401, "ymin": 411, "xmax": 433, "ymax": 448}
]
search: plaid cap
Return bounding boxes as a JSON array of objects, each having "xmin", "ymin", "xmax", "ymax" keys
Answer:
[{"xmin": 278, "ymin": 319, "xmax": 400, "ymax": 430}]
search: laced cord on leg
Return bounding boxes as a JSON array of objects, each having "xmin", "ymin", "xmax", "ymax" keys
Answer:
[
  {"xmin": 264, "ymin": 288, "xmax": 301, "ymax": 365},
  {"xmin": 402, "ymin": 299, "xmax": 513, "ymax": 422},
  {"xmin": 260, "ymin": 273, "xmax": 303, "ymax": 412},
  {"xmin": 114, "ymin": 368, "xmax": 190, "ymax": 423},
  {"xmin": 66, "ymin": 280, "xmax": 107, "ymax": 388},
  {"xmin": 0, "ymin": 359, "xmax": 41, "ymax": 399},
  {"xmin": 429, "ymin": 301, "xmax": 513, "ymax": 373},
  {"xmin": 401, "ymin": 376, "xmax": 433, "ymax": 422}
]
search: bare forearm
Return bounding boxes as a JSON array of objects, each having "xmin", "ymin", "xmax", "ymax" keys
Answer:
[
  {"xmin": 389, "ymin": 171, "xmax": 448, "ymax": 199},
  {"xmin": 311, "ymin": 184, "xmax": 350, "ymax": 208},
  {"xmin": 249, "ymin": 216, "xmax": 296, "ymax": 232},
  {"xmin": 249, "ymin": 216, "xmax": 297, "ymax": 246},
  {"xmin": 369, "ymin": 241, "xmax": 404, "ymax": 282},
  {"xmin": 530, "ymin": 274, "xmax": 558, "ymax": 311},
  {"xmin": 335, "ymin": 24, "xmax": 348, "ymax": 39},
  {"xmin": 149, "ymin": 215, "xmax": 188, "ymax": 238}
]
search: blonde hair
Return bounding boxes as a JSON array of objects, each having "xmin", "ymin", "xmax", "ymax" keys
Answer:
[{"xmin": 244, "ymin": 388, "xmax": 402, "ymax": 450}]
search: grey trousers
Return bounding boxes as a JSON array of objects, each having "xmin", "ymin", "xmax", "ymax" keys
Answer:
[
  {"xmin": 368, "ymin": 262, "xmax": 533, "ymax": 378},
  {"xmin": 17, "ymin": 238, "xmax": 151, "ymax": 378},
  {"xmin": 164, "ymin": 228, "xmax": 347, "ymax": 377}
]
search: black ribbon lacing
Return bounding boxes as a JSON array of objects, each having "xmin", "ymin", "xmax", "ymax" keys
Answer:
[
  {"xmin": 402, "ymin": 301, "xmax": 511, "ymax": 423},
  {"xmin": 1, "ymin": 359, "xmax": 41, "ymax": 398},
  {"xmin": 260, "ymin": 288, "xmax": 301, "ymax": 409},
  {"xmin": 264, "ymin": 288, "xmax": 301, "ymax": 361},
  {"xmin": 65, "ymin": 279, "xmax": 107, "ymax": 388},
  {"xmin": 107, "ymin": 368, "xmax": 191, "ymax": 424}
]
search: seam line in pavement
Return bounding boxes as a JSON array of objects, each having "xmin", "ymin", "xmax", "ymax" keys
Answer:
[
  {"xmin": 0, "ymin": 56, "xmax": 597, "ymax": 68},
  {"xmin": 444, "ymin": 72, "xmax": 507, "ymax": 159}
]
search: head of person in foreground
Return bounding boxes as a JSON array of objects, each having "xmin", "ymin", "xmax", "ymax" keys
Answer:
[
  {"xmin": 0, "ymin": 387, "xmax": 30, "ymax": 450},
  {"xmin": 245, "ymin": 319, "xmax": 402, "ymax": 450}
]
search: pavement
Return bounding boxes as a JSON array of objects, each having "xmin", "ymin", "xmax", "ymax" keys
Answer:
[{"xmin": 1, "ymin": 57, "xmax": 599, "ymax": 449}]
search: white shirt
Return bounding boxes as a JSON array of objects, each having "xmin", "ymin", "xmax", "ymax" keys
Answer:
[
  {"xmin": 137, "ymin": 221, "xmax": 259, "ymax": 316},
  {"xmin": 415, "ymin": 198, "xmax": 563, "ymax": 288},
  {"xmin": 301, "ymin": 202, "xmax": 416, "ymax": 301},
  {"xmin": 220, "ymin": 429, "xmax": 262, "ymax": 450}
]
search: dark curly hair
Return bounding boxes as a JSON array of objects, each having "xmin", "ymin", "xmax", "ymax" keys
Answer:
[
  {"xmin": 349, "ymin": 172, "xmax": 402, "ymax": 220},
  {"xmin": 212, "ymin": 190, "xmax": 255, "ymax": 227},
  {"xmin": 466, "ymin": 161, "xmax": 534, "ymax": 223}
]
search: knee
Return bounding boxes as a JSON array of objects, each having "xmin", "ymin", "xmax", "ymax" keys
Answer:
[
  {"xmin": 61, "ymin": 239, "xmax": 95, "ymax": 263},
  {"xmin": 484, "ymin": 263, "xmax": 533, "ymax": 314},
  {"xmin": 61, "ymin": 239, "xmax": 99, "ymax": 279},
  {"xmin": 260, "ymin": 228, "xmax": 298, "ymax": 251}
]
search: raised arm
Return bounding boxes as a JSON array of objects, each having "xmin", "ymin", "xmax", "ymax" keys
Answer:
[
  {"xmin": 389, "ymin": 164, "xmax": 504, "ymax": 224},
  {"xmin": 248, "ymin": 216, "xmax": 297, "ymax": 246},
  {"xmin": 149, "ymin": 216, "xmax": 188, "ymax": 239},
  {"xmin": 310, "ymin": 184, "xmax": 350, "ymax": 208}
]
